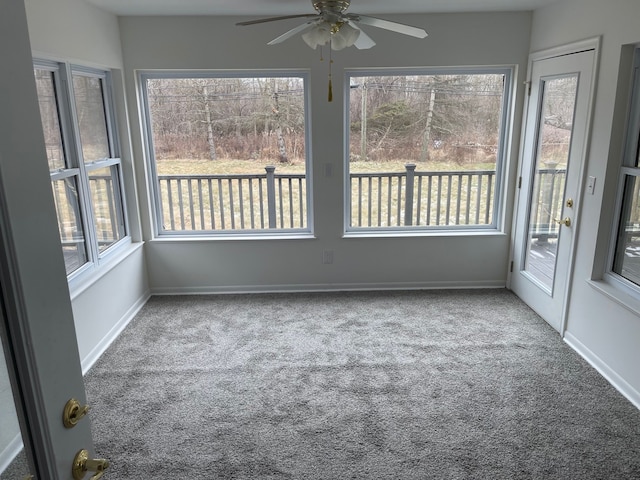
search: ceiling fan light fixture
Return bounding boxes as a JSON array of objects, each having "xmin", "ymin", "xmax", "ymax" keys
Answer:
[
  {"xmin": 302, "ymin": 22, "xmax": 332, "ymax": 49},
  {"xmin": 302, "ymin": 20, "xmax": 360, "ymax": 50},
  {"xmin": 330, "ymin": 21, "xmax": 360, "ymax": 50}
]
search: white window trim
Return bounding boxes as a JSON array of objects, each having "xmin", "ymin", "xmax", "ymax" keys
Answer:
[
  {"xmin": 604, "ymin": 48, "xmax": 640, "ymax": 297},
  {"xmin": 138, "ymin": 69, "xmax": 314, "ymax": 239},
  {"xmin": 342, "ymin": 66, "xmax": 515, "ymax": 236}
]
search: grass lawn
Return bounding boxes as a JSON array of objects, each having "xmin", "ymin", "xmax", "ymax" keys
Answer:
[{"xmin": 155, "ymin": 158, "xmax": 497, "ymax": 175}]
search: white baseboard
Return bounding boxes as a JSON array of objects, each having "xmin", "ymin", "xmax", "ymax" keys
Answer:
[
  {"xmin": 564, "ymin": 332, "xmax": 640, "ymax": 410},
  {"xmin": 0, "ymin": 434, "xmax": 23, "ymax": 474},
  {"xmin": 81, "ymin": 289, "xmax": 151, "ymax": 374},
  {"xmin": 150, "ymin": 280, "xmax": 506, "ymax": 295}
]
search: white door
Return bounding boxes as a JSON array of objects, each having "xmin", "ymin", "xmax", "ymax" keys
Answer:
[
  {"xmin": 510, "ymin": 43, "xmax": 598, "ymax": 332},
  {"xmin": 0, "ymin": 2, "xmax": 103, "ymax": 478}
]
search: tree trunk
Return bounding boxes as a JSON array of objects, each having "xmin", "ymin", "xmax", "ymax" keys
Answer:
[
  {"xmin": 361, "ymin": 83, "xmax": 367, "ymax": 161},
  {"xmin": 272, "ymin": 85, "xmax": 288, "ymax": 164},
  {"xmin": 419, "ymin": 87, "xmax": 436, "ymax": 163},
  {"xmin": 276, "ymin": 125, "xmax": 287, "ymax": 163},
  {"xmin": 202, "ymin": 85, "xmax": 216, "ymax": 161}
]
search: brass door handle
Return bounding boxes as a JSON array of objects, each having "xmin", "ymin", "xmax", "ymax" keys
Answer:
[
  {"xmin": 72, "ymin": 449, "xmax": 109, "ymax": 480},
  {"xmin": 555, "ymin": 217, "xmax": 571, "ymax": 227}
]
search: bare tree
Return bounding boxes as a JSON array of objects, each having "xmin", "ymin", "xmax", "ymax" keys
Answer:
[
  {"xmin": 201, "ymin": 84, "xmax": 217, "ymax": 161},
  {"xmin": 271, "ymin": 78, "xmax": 288, "ymax": 164}
]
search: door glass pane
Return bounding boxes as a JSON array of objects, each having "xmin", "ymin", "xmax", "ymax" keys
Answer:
[
  {"xmin": 88, "ymin": 165, "xmax": 125, "ymax": 252},
  {"xmin": 51, "ymin": 177, "xmax": 88, "ymax": 274},
  {"xmin": 524, "ymin": 75, "xmax": 578, "ymax": 291},
  {"xmin": 34, "ymin": 69, "xmax": 66, "ymax": 171},
  {"xmin": 0, "ymin": 344, "xmax": 32, "ymax": 479},
  {"xmin": 72, "ymin": 75, "xmax": 110, "ymax": 162}
]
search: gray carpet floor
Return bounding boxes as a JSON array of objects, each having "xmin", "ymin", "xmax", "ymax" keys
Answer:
[{"xmin": 83, "ymin": 289, "xmax": 640, "ymax": 479}]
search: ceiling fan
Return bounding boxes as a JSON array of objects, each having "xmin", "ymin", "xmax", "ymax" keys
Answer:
[{"xmin": 236, "ymin": 0, "xmax": 428, "ymax": 51}]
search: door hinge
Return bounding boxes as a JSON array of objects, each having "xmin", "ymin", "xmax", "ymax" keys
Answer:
[
  {"xmin": 524, "ymin": 80, "xmax": 532, "ymax": 96},
  {"xmin": 510, "ymin": 260, "xmax": 514, "ymax": 272},
  {"xmin": 518, "ymin": 176, "xmax": 522, "ymax": 189}
]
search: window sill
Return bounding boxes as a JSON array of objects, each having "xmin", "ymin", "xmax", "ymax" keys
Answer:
[
  {"xmin": 587, "ymin": 276, "xmax": 640, "ymax": 317},
  {"xmin": 151, "ymin": 232, "xmax": 317, "ymax": 243},
  {"xmin": 342, "ymin": 228, "xmax": 507, "ymax": 239},
  {"xmin": 68, "ymin": 240, "xmax": 143, "ymax": 300}
]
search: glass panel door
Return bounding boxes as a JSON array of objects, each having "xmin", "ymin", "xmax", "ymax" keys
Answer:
[
  {"xmin": 524, "ymin": 75, "xmax": 579, "ymax": 292},
  {"xmin": 510, "ymin": 46, "xmax": 597, "ymax": 332}
]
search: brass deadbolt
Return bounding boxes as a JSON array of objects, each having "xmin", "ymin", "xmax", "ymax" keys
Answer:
[{"xmin": 63, "ymin": 398, "xmax": 90, "ymax": 428}]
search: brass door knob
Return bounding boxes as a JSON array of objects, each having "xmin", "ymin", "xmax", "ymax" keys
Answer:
[
  {"xmin": 555, "ymin": 217, "xmax": 571, "ymax": 227},
  {"xmin": 72, "ymin": 449, "xmax": 109, "ymax": 480}
]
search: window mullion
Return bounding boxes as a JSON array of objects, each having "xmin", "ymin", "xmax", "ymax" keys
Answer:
[
  {"xmin": 50, "ymin": 168, "xmax": 80, "ymax": 182},
  {"xmin": 85, "ymin": 158, "xmax": 122, "ymax": 170},
  {"xmin": 620, "ymin": 166, "xmax": 640, "ymax": 177}
]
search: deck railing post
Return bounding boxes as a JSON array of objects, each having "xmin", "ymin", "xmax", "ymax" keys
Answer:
[
  {"xmin": 404, "ymin": 163, "xmax": 416, "ymax": 226},
  {"xmin": 265, "ymin": 165, "xmax": 277, "ymax": 228}
]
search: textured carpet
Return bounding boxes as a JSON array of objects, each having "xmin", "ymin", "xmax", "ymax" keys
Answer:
[{"xmin": 83, "ymin": 289, "xmax": 640, "ymax": 479}]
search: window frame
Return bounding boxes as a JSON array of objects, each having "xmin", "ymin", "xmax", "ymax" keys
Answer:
[
  {"xmin": 34, "ymin": 59, "xmax": 129, "ymax": 284},
  {"xmin": 342, "ymin": 66, "xmax": 514, "ymax": 236},
  {"xmin": 138, "ymin": 70, "xmax": 314, "ymax": 239},
  {"xmin": 606, "ymin": 48, "xmax": 640, "ymax": 296}
]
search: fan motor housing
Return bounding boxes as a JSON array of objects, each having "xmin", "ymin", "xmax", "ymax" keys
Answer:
[{"xmin": 312, "ymin": 0, "xmax": 351, "ymax": 14}]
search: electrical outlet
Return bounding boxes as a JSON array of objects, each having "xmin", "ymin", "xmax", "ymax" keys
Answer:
[{"xmin": 322, "ymin": 250, "xmax": 334, "ymax": 264}]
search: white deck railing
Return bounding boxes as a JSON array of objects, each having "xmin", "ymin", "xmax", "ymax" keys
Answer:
[{"xmin": 155, "ymin": 165, "xmax": 566, "ymax": 233}]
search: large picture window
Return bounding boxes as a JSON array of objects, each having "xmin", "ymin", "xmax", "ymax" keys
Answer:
[
  {"xmin": 345, "ymin": 68, "xmax": 512, "ymax": 233},
  {"xmin": 34, "ymin": 61, "xmax": 127, "ymax": 277},
  {"xmin": 140, "ymin": 72, "xmax": 311, "ymax": 236},
  {"xmin": 612, "ymin": 50, "xmax": 640, "ymax": 287}
]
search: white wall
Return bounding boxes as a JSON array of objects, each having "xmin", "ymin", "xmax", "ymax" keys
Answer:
[
  {"xmin": 529, "ymin": 0, "xmax": 640, "ymax": 405},
  {"xmin": 25, "ymin": 0, "xmax": 122, "ymax": 67},
  {"xmin": 119, "ymin": 12, "xmax": 532, "ymax": 293},
  {"xmin": 24, "ymin": 0, "xmax": 150, "ymax": 366}
]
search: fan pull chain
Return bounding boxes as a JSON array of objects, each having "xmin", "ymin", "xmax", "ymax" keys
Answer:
[{"xmin": 328, "ymin": 39, "xmax": 333, "ymax": 102}]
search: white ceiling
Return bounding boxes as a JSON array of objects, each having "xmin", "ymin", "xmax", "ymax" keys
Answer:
[{"xmin": 83, "ymin": 0, "xmax": 559, "ymax": 17}]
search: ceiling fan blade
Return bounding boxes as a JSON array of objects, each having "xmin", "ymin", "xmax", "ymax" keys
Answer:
[
  {"xmin": 350, "ymin": 23, "xmax": 376, "ymax": 50},
  {"xmin": 267, "ymin": 20, "xmax": 320, "ymax": 45},
  {"xmin": 348, "ymin": 14, "xmax": 427, "ymax": 38},
  {"xmin": 236, "ymin": 14, "xmax": 317, "ymax": 26}
]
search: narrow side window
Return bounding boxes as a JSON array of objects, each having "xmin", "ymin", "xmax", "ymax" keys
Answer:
[
  {"xmin": 33, "ymin": 61, "xmax": 128, "ymax": 278},
  {"xmin": 611, "ymin": 50, "xmax": 640, "ymax": 286}
]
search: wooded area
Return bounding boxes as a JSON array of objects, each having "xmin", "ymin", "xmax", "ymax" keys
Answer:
[
  {"xmin": 348, "ymin": 74, "xmax": 506, "ymax": 166},
  {"xmin": 146, "ymin": 76, "xmax": 306, "ymax": 164},
  {"xmin": 144, "ymin": 73, "xmax": 509, "ymax": 169}
]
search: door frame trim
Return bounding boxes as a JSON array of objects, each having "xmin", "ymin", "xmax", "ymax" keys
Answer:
[{"xmin": 508, "ymin": 37, "xmax": 601, "ymax": 336}]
